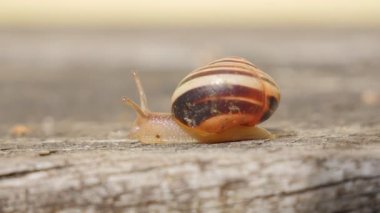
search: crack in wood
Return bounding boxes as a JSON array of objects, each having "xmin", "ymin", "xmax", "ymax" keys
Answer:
[
  {"xmin": 173, "ymin": 175, "xmax": 380, "ymax": 211},
  {"xmin": 0, "ymin": 164, "xmax": 70, "ymax": 180}
]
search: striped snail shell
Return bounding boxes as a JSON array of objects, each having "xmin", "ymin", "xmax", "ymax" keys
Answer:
[
  {"xmin": 171, "ymin": 57, "xmax": 280, "ymax": 134},
  {"xmin": 123, "ymin": 56, "xmax": 280, "ymax": 143}
]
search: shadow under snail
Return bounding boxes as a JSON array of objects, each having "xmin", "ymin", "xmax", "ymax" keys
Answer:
[{"xmin": 123, "ymin": 57, "xmax": 280, "ymax": 144}]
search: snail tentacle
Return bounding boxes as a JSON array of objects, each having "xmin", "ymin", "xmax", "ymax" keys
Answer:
[
  {"xmin": 132, "ymin": 72, "xmax": 150, "ymax": 112},
  {"xmin": 122, "ymin": 97, "xmax": 147, "ymax": 118},
  {"xmin": 122, "ymin": 72, "xmax": 150, "ymax": 117}
]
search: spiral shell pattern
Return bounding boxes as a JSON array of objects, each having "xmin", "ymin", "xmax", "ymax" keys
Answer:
[{"xmin": 171, "ymin": 57, "xmax": 280, "ymax": 134}]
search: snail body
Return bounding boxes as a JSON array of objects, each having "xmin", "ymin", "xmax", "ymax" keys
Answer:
[{"xmin": 123, "ymin": 57, "xmax": 280, "ymax": 144}]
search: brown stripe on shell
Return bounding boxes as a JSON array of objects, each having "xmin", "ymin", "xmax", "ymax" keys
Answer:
[
  {"xmin": 209, "ymin": 57, "xmax": 257, "ymax": 68},
  {"xmin": 179, "ymin": 63, "xmax": 259, "ymax": 86},
  {"xmin": 173, "ymin": 84, "xmax": 264, "ymax": 107},
  {"xmin": 260, "ymin": 96, "xmax": 279, "ymax": 122},
  {"xmin": 173, "ymin": 99, "xmax": 263, "ymax": 129},
  {"xmin": 195, "ymin": 63, "xmax": 256, "ymax": 72},
  {"xmin": 172, "ymin": 84, "xmax": 265, "ymax": 128},
  {"xmin": 178, "ymin": 67, "xmax": 278, "ymax": 89},
  {"xmin": 261, "ymin": 77, "xmax": 278, "ymax": 88},
  {"xmin": 179, "ymin": 68, "xmax": 258, "ymax": 87},
  {"xmin": 197, "ymin": 96, "xmax": 262, "ymax": 106}
]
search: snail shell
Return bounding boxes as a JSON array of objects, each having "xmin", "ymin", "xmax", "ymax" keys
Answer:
[
  {"xmin": 123, "ymin": 56, "xmax": 280, "ymax": 143},
  {"xmin": 171, "ymin": 57, "xmax": 280, "ymax": 134}
]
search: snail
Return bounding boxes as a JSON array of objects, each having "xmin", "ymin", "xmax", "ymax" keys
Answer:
[{"xmin": 123, "ymin": 57, "xmax": 280, "ymax": 144}]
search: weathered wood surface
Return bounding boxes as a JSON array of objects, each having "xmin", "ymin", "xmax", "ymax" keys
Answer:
[
  {"xmin": 1, "ymin": 133, "xmax": 380, "ymax": 212},
  {"xmin": 0, "ymin": 29, "xmax": 380, "ymax": 212}
]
